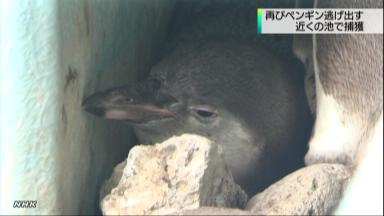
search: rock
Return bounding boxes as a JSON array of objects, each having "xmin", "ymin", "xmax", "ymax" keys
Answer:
[
  {"xmin": 100, "ymin": 134, "xmax": 248, "ymax": 215},
  {"xmin": 174, "ymin": 206, "xmax": 252, "ymax": 215},
  {"xmin": 245, "ymin": 163, "xmax": 352, "ymax": 215}
]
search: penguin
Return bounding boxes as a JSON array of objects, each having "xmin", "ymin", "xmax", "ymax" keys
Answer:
[
  {"xmin": 83, "ymin": 40, "xmax": 312, "ymax": 195},
  {"xmin": 294, "ymin": 0, "xmax": 383, "ymax": 166},
  {"xmin": 294, "ymin": 0, "xmax": 383, "ymax": 213}
]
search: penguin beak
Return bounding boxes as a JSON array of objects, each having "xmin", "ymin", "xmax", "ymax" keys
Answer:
[{"xmin": 82, "ymin": 80, "xmax": 178, "ymax": 124}]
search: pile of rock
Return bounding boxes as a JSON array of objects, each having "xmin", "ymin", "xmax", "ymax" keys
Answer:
[{"xmin": 100, "ymin": 134, "xmax": 351, "ymax": 215}]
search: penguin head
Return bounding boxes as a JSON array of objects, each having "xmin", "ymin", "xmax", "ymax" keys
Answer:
[{"xmin": 82, "ymin": 78, "xmax": 230, "ymax": 142}]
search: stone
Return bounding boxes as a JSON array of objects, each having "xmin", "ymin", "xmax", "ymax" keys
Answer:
[
  {"xmin": 100, "ymin": 134, "xmax": 248, "ymax": 215},
  {"xmin": 245, "ymin": 163, "xmax": 351, "ymax": 215},
  {"xmin": 174, "ymin": 207, "xmax": 252, "ymax": 215}
]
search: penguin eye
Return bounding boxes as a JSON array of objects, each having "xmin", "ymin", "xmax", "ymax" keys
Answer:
[
  {"xmin": 191, "ymin": 105, "xmax": 218, "ymax": 121},
  {"xmin": 196, "ymin": 110, "xmax": 217, "ymax": 118}
]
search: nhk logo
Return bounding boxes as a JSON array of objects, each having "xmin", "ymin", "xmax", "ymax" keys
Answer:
[{"xmin": 13, "ymin": 200, "xmax": 37, "ymax": 208}]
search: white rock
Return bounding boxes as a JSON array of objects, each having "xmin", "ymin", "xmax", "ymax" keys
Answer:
[
  {"xmin": 175, "ymin": 206, "xmax": 252, "ymax": 215},
  {"xmin": 246, "ymin": 163, "xmax": 351, "ymax": 215},
  {"xmin": 100, "ymin": 134, "xmax": 248, "ymax": 215}
]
